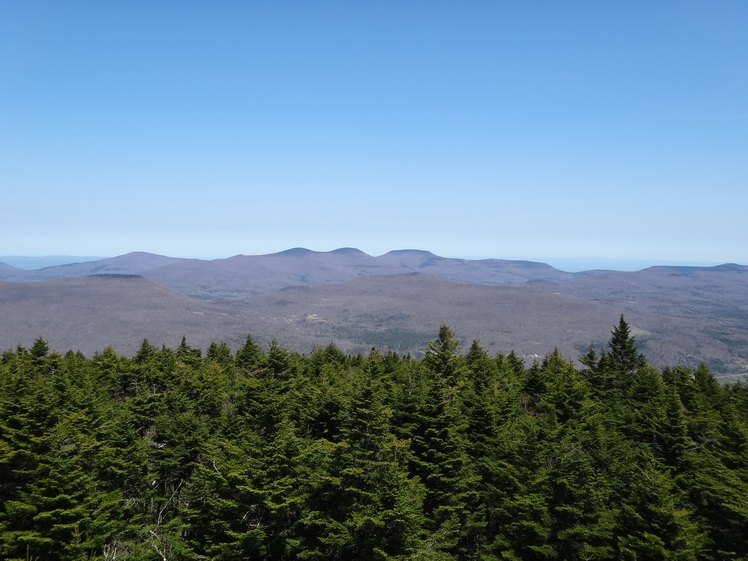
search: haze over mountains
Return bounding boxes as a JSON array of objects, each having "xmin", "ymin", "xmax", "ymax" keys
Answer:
[{"xmin": 1, "ymin": 249, "xmax": 747, "ymax": 380}]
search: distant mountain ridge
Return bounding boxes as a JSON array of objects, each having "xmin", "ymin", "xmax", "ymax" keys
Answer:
[
  {"xmin": 0, "ymin": 252, "xmax": 186, "ymax": 282},
  {"xmin": 1, "ymin": 249, "xmax": 746, "ymax": 379},
  {"xmin": 0, "ymin": 255, "xmax": 105, "ymax": 270},
  {"xmin": 0, "ymin": 248, "xmax": 573, "ymax": 298}
]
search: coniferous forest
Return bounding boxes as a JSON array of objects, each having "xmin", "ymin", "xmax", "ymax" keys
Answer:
[{"xmin": 2, "ymin": 318, "xmax": 748, "ymax": 561}]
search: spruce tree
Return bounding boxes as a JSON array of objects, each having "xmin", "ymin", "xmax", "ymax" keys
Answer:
[
  {"xmin": 608, "ymin": 315, "xmax": 646, "ymax": 379},
  {"xmin": 297, "ymin": 357, "xmax": 426, "ymax": 559},
  {"xmin": 412, "ymin": 328, "xmax": 481, "ymax": 558}
]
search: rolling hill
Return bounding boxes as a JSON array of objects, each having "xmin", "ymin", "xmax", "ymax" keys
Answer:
[
  {"xmin": 1, "ymin": 249, "xmax": 747, "ymax": 379},
  {"xmin": 0, "ymin": 248, "xmax": 572, "ymax": 299}
]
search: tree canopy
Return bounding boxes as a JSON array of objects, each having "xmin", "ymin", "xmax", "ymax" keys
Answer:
[{"xmin": 1, "ymin": 318, "xmax": 747, "ymax": 560}]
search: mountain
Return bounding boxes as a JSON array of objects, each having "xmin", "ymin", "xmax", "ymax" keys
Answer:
[
  {"xmin": 0, "ymin": 273, "xmax": 658, "ymax": 361},
  {"xmin": 0, "ymin": 248, "xmax": 572, "ymax": 299},
  {"xmin": 0, "ymin": 262, "xmax": 22, "ymax": 277},
  {"xmin": 0, "ymin": 269, "xmax": 746, "ymax": 379},
  {"xmin": 0, "ymin": 275, "xmax": 247, "ymax": 356},
  {"xmin": 0, "ymin": 251, "xmax": 187, "ymax": 281},
  {"xmin": 1, "ymin": 249, "xmax": 746, "ymax": 378},
  {"xmin": 0, "ymin": 255, "xmax": 105, "ymax": 270}
]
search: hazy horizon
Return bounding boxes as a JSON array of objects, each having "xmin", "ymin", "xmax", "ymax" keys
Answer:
[{"xmin": 0, "ymin": 249, "xmax": 734, "ymax": 274}]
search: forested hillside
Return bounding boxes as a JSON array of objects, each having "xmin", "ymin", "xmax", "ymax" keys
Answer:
[{"xmin": 2, "ymin": 319, "xmax": 747, "ymax": 560}]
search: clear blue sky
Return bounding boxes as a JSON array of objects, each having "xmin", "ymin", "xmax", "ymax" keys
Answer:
[{"xmin": 2, "ymin": 1, "xmax": 746, "ymax": 267}]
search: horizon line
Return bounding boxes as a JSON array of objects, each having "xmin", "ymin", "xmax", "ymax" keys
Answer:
[{"xmin": 0, "ymin": 248, "xmax": 742, "ymax": 273}]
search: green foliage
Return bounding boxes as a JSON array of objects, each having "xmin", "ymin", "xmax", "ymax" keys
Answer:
[{"xmin": 1, "ymin": 325, "xmax": 746, "ymax": 560}]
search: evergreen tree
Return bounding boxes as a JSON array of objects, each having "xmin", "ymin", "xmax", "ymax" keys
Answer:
[
  {"xmin": 536, "ymin": 351, "xmax": 616, "ymax": 559},
  {"xmin": 235, "ymin": 334, "xmax": 266, "ymax": 374},
  {"xmin": 615, "ymin": 458, "xmax": 705, "ymax": 560},
  {"xmin": 608, "ymin": 315, "xmax": 646, "ymax": 376},
  {"xmin": 423, "ymin": 324, "xmax": 468, "ymax": 386},
  {"xmin": 590, "ymin": 315, "xmax": 646, "ymax": 398},
  {"xmin": 1, "ymin": 412, "xmax": 124, "ymax": 561},
  {"xmin": 412, "ymin": 328, "xmax": 481, "ymax": 558},
  {"xmin": 295, "ymin": 357, "xmax": 426, "ymax": 559},
  {"xmin": 2, "ymin": 322, "xmax": 748, "ymax": 561}
]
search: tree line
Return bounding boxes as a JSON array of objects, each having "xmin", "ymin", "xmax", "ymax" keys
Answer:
[{"xmin": 1, "ymin": 317, "xmax": 747, "ymax": 560}]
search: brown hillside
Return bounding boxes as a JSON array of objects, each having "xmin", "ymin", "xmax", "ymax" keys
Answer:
[{"xmin": 1, "ymin": 272, "xmax": 745, "ymax": 378}]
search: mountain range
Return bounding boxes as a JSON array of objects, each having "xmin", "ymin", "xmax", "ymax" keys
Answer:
[{"xmin": 1, "ymin": 249, "xmax": 746, "ymax": 380}]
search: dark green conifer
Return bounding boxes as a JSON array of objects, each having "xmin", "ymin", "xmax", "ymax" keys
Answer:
[
  {"xmin": 608, "ymin": 315, "xmax": 646, "ymax": 377},
  {"xmin": 235, "ymin": 334, "xmax": 266, "ymax": 374}
]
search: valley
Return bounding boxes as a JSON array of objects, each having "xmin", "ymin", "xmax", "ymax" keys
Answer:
[{"xmin": 1, "ymin": 249, "xmax": 747, "ymax": 379}]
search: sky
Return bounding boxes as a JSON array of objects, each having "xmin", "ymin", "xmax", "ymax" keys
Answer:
[{"xmin": 1, "ymin": 1, "xmax": 746, "ymax": 269}]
